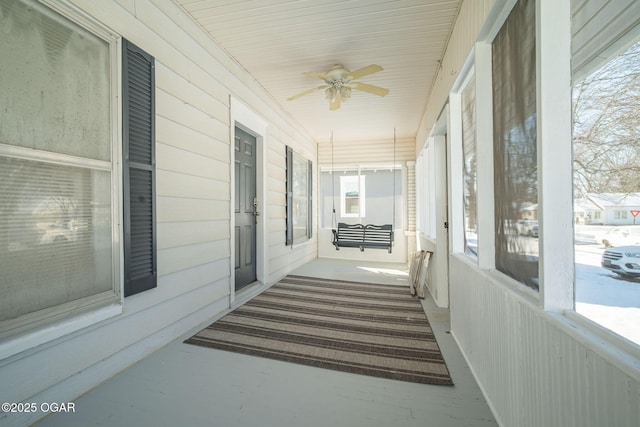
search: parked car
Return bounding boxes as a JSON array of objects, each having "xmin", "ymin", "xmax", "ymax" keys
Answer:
[
  {"xmin": 601, "ymin": 245, "xmax": 640, "ymax": 278},
  {"xmin": 516, "ymin": 220, "xmax": 538, "ymax": 237}
]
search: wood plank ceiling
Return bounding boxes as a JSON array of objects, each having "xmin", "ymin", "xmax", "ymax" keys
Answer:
[{"xmin": 174, "ymin": 0, "xmax": 462, "ymax": 144}]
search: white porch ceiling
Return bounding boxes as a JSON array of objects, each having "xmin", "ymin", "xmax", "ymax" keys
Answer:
[{"xmin": 174, "ymin": 0, "xmax": 462, "ymax": 143}]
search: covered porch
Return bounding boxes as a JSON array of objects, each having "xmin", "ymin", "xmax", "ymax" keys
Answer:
[
  {"xmin": 36, "ymin": 259, "xmax": 496, "ymax": 427},
  {"xmin": 2, "ymin": 1, "xmax": 640, "ymax": 426}
]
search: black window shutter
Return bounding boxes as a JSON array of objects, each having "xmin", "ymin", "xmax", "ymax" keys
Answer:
[
  {"xmin": 285, "ymin": 146, "xmax": 293, "ymax": 245},
  {"xmin": 123, "ymin": 39, "xmax": 157, "ymax": 297}
]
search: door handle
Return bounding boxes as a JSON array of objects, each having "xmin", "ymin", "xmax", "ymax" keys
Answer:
[{"xmin": 253, "ymin": 197, "xmax": 260, "ymax": 216}]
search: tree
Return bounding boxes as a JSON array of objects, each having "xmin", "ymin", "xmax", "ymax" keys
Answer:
[{"xmin": 573, "ymin": 41, "xmax": 640, "ymax": 197}]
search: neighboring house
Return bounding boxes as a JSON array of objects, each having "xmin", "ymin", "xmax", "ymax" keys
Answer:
[
  {"xmin": 574, "ymin": 197, "xmax": 604, "ymax": 224},
  {"xmin": 585, "ymin": 193, "xmax": 640, "ymax": 225},
  {"xmin": 519, "ymin": 202, "xmax": 538, "ymax": 220}
]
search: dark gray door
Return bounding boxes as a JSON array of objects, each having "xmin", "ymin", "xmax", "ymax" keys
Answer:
[{"xmin": 234, "ymin": 126, "xmax": 257, "ymax": 290}]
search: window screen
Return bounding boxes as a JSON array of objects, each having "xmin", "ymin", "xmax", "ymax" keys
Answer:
[{"xmin": 492, "ymin": 0, "xmax": 539, "ymax": 290}]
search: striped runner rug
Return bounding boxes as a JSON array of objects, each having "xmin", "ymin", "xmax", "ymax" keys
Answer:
[{"xmin": 185, "ymin": 275, "xmax": 453, "ymax": 385}]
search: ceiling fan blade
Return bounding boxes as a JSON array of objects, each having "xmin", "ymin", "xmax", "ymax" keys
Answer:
[
  {"xmin": 329, "ymin": 92, "xmax": 342, "ymax": 110},
  {"xmin": 303, "ymin": 71, "xmax": 330, "ymax": 80},
  {"xmin": 350, "ymin": 81, "xmax": 389, "ymax": 97},
  {"xmin": 346, "ymin": 64, "xmax": 383, "ymax": 80},
  {"xmin": 287, "ymin": 85, "xmax": 327, "ymax": 101}
]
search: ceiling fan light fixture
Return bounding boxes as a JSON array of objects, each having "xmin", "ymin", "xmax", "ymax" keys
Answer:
[
  {"xmin": 340, "ymin": 86, "xmax": 351, "ymax": 100},
  {"xmin": 325, "ymin": 86, "xmax": 337, "ymax": 101},
  {"xmin": 290, "ymin": 64, "xmax": 388, "ymax": 110},
  {"xmin": 325, "ymin": 85, "xmax": 351, "ymax": 104}
]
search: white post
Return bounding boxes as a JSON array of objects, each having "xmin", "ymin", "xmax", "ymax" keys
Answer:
[{"xmin": 537, "ymin": 0, "xmax": 573, "ymax": 312}]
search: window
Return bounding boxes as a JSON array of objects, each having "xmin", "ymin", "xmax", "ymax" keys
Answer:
[
  {"xmin": 615, "ymin": 210, "xmax": 628, "ymax": 220},
  {"xmin": 492, "ymin": 0, "xmax": 538, "ymax": 290},
  {"xmin": 321, "ymin": 166, "xmax": 401, "ymax": 228},
  {"xmin": 0, "ymin": 0, "xmax": 118, "ymax": 335},
  {"xmin": 340, "ymin": 174, "xmax": 365, "ymax": 218},
  {"xmin": 419, "ymin": 144, "xmax": 438, "ymax": 239},
  {"xmin": 461, "ymin": 73, "xmax": 478, "ymax": 257},
  {"xmin": 573, "ymin": 35, "xmax": 640, "ymax": 346},
  {"xmin": 286, "ymin": 146, "xmax": 312, "ymax": 245}
]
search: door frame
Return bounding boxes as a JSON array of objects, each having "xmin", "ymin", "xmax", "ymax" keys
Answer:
[
  {"xmin": 432, "ymin": 110, "xmax": 450, "ymax": 308},
  {"xmin": 229, "ymin": 98, "xmax": 267, "ymax": 305},
  {"xmin": 418, "ymin": 107, "xmax": 450, "ymax": 308}
]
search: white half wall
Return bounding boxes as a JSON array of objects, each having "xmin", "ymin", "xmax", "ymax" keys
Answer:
[{"xmin": 450, "ymin": 254, "xmax": 640, "ymax": 427}]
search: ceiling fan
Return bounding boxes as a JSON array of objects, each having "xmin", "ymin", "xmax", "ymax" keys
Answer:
[{"xmin": 287, "ymin": 64, "xmax": 389, "ymax": 110}]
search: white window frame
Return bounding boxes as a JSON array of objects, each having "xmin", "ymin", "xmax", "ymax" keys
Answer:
[
  {"xmin": 0, "ymin": 0, "xmax": 123, "ymax": 360},
  {"xmin": 459, "ymin": 0, "xmax": 573, "ymax": 302},
  {"xmin": 474, "ymin": 0, "xmax": 640, "ymax": 359},
  {"xmin": 449, "ymin": 52, "xmax": 477, "ymax": 260},
  {"xmin": 291, "ymin": 150, "xmax": 312, "ymax": 244}
]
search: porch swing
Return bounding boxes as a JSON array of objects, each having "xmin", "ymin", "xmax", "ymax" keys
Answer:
[{"xmin": 330, "ymin": 130, "xmax": 396, "ymax": 253}]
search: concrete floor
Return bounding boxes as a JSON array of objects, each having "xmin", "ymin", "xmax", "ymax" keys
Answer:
[{"xmin": 36, "ymin": 259, "xmax": 497, "ymax": 427}]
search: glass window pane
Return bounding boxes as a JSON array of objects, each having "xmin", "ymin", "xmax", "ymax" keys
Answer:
[
  {"xmin": 492, "ymin": 0, "xmax": 539, "ymax": 290},
  {"xmin": 340, "ymin": 174, "xmax": 364, "ymax": 218},
  {"xmin": 0, "ymin": 157, "xmax": 113, "ymax": 322},
  {"xmin": 292, "ymin": 152, "xmax": 308, "ymax": 243},
  {"xmin": 573, "ymin": 37, "xmax": 640, "ymax": 346},
  {"xmin": 0, "ymin": 0, "xmax": 111, "ymax": 161},
  {"xmin": 462, "ymin": 75, "xmax": 478, "ymax": 257},
  {"xmin": 320, "ymin": 170, "xmax": 335, "ymax": 228},
  {"xmin": 361, "ymin": 168, "xmax": 401, "ymax": 226}
]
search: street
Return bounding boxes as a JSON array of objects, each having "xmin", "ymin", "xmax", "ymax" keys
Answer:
[{"xmin": 575, "ymin": 241, "xmax": 640, "ymax": 345}]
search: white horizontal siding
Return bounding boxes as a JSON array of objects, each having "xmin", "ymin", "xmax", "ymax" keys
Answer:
[
  {"xmin": 155, "ymin": 62, "xmax": 229, "ymax": 121},
  {"xmin": 157, "ymin": 198, "xmax": 229, "ymax": 223},
  {"xmin": 269, "ymin": 241, "xmax": 316, "ymax": 280},
  {"xmin": 157, "ymin": 240, "xmax": 229, "ymax": 276},
  {"xmin": 156, "ymin": 89, "xmax": 228, "ymax": 138},
  {"xmin": 157, "ymin": 170, "xmax": 229, "ymax": 200},
  {"xmin": 318, "ymin": 137, "xmax": 415, "ymax": 165},
  {"xmin": 158, "ymin": 220, "xmax": 229, "ymax": 249},
  {"xmin": 157, "ymin": 143, "xmax": 229, "ymax": 181},
  {"xmin": 156, "ymin": 117, "xmax": 229, "ymax": 159}
]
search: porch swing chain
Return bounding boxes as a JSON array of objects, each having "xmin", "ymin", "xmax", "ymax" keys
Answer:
[
  {"xmin": 393, "ymin": 127, "xmax": 396, "ymax": 232},
  {"xmin": 331, "ymin": 131, "xmax": 337, "ymax": 230}
]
